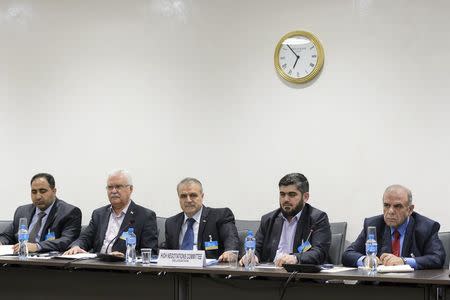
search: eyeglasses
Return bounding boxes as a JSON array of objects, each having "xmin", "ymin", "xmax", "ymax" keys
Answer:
[{"xmin": 106, "ymin": 184, "xmax": 131, "ymax": 191}]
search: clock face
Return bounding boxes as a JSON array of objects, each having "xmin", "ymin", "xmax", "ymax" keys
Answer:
[{"xmin": 274, "ymin": 31, "xmax": 324, "ymax": 84}]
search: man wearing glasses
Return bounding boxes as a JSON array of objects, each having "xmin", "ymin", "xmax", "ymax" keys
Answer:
[{"xmin": 64, "ymin": 170, "xmax": 158, "ymax": 255}]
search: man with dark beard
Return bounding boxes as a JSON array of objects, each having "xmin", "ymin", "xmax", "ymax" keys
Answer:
[{"xmin": 252, "ymin": 173, "xmax": 331, "ymax": 266}]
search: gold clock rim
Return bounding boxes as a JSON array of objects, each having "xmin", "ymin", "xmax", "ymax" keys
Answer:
[{"xmin": 274, "ymin": 30, "xmax": 325, "ymax": 84}]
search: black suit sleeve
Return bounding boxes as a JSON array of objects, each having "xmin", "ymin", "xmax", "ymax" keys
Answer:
[
  {"xmin": 342, "ymin": 223, "xmax": 367, "ymax": 267},
  {"xmin": 0, "ymin": 221, "xmax": 16, "ymax": 245},
  {"xmin": 38, "ymin": 206, "xmax": 82, "ymax": 252},
  {"xmin": 414, "ymin": 222, "xmax": 446, "ymax": 269},
  {"xmin": 70, "ymin": 210, "xmax": 98, "ymax": 251},
  {"xmin": 255, "ymin": 215, "xmax": 269, "ymax": 261},
  {"xmin": 293, "ymin": 211, "xmax": 331, "ymax": 265},
  {"xmin": 137, "ymin": 209, "xmax": 158, "ymax": 252},
  {"xmin": 217, "ymin": 208, "xmax": 239, "ymax": 252}
]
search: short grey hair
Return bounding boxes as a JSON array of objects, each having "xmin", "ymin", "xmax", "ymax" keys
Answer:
[
  {"xmin": 383, "ymin": 184, "xmax": 413, "ymax": 205},
  {"xmin": 108, "ymin": 169, "xmax": 133, "ymax": 185},
  {"xmin": 177, "ymin": 177, "xmax": 203, "ymax": 194}
]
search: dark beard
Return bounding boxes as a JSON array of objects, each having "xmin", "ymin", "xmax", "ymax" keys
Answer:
[{"xmin": 280, "ymin": 200, "xmax": 304, "ymax": 219}]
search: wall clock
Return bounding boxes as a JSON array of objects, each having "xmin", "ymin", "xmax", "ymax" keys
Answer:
[{"xmin": 274, "ymin": 31, "xmax": 324, "ymax": 84}]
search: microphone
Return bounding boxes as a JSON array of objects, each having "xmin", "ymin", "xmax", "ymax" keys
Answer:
[
  {"xmin": 98, "ymin": 219, "xmax": 135, "ymax": 262},
  {"xmin": 305, "ymin": 225, "xmax": 316, "ymax": 243}
]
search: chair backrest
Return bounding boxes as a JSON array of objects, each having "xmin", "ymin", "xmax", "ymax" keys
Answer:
[
  {"xmin": 330, "ymin": 222, "xmax": 347, "ymax": 265},
  {"xmin": 438, "ymin": 231, "xmax": 450, "ymax": 267},
  {"xmin": 329, "ymin": 233, "xmax": 344, "ymax": 265},
  {"xmin": 235, "ymin": 220, "xmax": 260, "ymax": 257},
  {"xmin": 0, "ymin": 220, "xmax": 12, "ymax": 233},
  {"xmin": 156, "ymin": 216, "xmax": 166, "ymax": 248}
]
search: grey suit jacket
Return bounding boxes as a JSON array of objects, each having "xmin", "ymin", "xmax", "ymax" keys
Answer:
[
  {"xmin": 0, "ymin": 198, "xmax": 82, "ymax": 252},
  {"xmin": 342, "ymin": 212, "xmax": 445, "ymax": 269},
  {"xmin": 164, "ymin": 206, "xmax": 239, "ymax": 259},
  {"xmin": 255, "ymin": 203, "xmax": 331, "ymax": 265},
  {"xmin": 70, "ymin": 200, "xmax": 158, "ymax": 254}
]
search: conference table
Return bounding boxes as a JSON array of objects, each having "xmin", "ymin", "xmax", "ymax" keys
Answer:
[{"xmin": 0, "ymin": 256, "xmax": 449, "ymax": 300}]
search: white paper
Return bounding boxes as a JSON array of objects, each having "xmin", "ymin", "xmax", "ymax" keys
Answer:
[
  {"xmin": 376, "ymin": 264, "xmax": 414, "ymax": 273},
  {"xmin": 254, "ymin": 263, "xmax": 283, "ymax": 270},
  {"xmin": 0, "ymin": 245, "xmax": 14, "ymax": 256},
  {"xmin": 54, "ymin": 253, "xmax": 98, "ymax": 260},
  {"xmin": 321, "ymin": 266, "xmax": 356, "ymax": 273}
]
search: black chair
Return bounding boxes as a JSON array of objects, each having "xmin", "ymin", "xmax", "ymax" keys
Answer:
[
  {"xmin": 0, "ymin": 220, "xmax": 12, "ymax": 233},
  {"xmin": 438, "ymin": 231, "xmax": 450, "ymax": 267},
  {"xmin": 329, "ymin": 222, "xmax": 347, "ymax": 265},
  {"xmin": 156, "ymin": 216, "xmax": 166, "ymax": 248},
  {"xmin": 329, "ymin": 233, "xmax": 344, "ymax": 265},
  {"xmin": 235, "ymin": 219, "xmax": 260, "ymax": 257}
]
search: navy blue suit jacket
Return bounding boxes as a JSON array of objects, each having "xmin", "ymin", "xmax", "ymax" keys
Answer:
[
  {"xmin": 164, "ymin": 206, "xmax": 239, "ymax": 259},
  {"xmin": 342, "ymin": 212, "xmax": 445, "ymax": 269}
]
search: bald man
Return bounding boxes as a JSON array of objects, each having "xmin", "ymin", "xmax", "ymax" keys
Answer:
[{"xmin": 342, "ymin": 185, "xmax": 445, "ymax": 270}]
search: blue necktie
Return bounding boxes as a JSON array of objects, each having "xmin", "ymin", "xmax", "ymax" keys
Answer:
[{"xmin": 181, "ymin": 218, "xmax": 195, "ymax": 250}]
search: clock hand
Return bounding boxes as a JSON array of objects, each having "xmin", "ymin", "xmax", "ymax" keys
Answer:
[
  {"xmin": 293, "ymin": 56, "xmax": 299, "ymax": 69},
  {"xmin": 286, "ymin": 45, "xmax": 298, "ymax": 57},
  {"xmin": 287, "ymin": 44, "xmax": 300, "ymax": 69}
]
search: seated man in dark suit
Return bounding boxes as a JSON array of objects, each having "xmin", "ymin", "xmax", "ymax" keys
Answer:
[
  {"xmin": 0, "ymin": 173, "xmax": 82, "ymax": 253},
  {"xmin": 342, "ymin": 184, "xmax": 445, "ymax": 269},
  {"xmin": 164, "ymin": 177, "xmax": 239, "ymax": 261},
  {"xmin": 243, "ymin": 173, "xmax": 331, "ymax": 267},
  {"xmin": 64, "ymin": 170, "xmax": 158, "ymax": 255}
]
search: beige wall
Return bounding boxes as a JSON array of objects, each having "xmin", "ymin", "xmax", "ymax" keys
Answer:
[{"xmin": 1, "ymin": 0, "xmax": 449, "ymax": 241}]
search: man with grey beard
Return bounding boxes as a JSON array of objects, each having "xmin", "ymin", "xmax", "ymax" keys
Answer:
[{"xmin": 249, "ymin": 173, "xmax": 331, "ymax": 266}]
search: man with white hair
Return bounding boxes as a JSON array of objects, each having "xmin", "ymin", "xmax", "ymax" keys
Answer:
[{"xmin": 65, "ymin": 170, "xmax": 158, "ymax": 255}]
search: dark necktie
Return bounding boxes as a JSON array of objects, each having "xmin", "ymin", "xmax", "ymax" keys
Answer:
[
  {"xmin": 28, "ymin": 211, "xmax": 47, "ymax": 243},
  {"xmin": 180, "ymin": 218, "xmax": 195, "ymax": 250},
  {"xmin": 391, "ymin": 230, "xmax": 401, "ymax": 257}
]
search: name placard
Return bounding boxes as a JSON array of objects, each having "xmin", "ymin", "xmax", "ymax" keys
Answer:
[{"xmin": 157, "ymin": 250, "xmax": 206, "ymax": 267}]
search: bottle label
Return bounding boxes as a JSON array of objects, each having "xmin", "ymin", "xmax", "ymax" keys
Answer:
[
  {"xmin": 245, "ymin": 240, "xmax": 256, "ymax": 249},
  {"xmin": 127, "ymin": 236, "xmax": 136, "ymax": 245},
  {"xmin": 18, "ymin": 233, "xmax": 29, "ymax": 242},
  {"xmin": 366, "ymin": 243, "xmax": 377, "ymax": 254}
]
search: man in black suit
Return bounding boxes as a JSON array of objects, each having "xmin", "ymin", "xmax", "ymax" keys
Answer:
[
  {"xmin": 0, "ymin": 173, "xmax": 82, "ymax": 253},
  {"xmin": 164, "ymin": 177, "xmax": 239, "ymax": 260},
  {"xmin": 64, "ymin": 170, "xmax": 158, "ymax": 255},
  {"xmin": 245, "ymin": 173, "xmax": 331, "ymax": 267},
  {"xmin": 342, "ymin": 184, "xmax": 445, "ymax": 270}
]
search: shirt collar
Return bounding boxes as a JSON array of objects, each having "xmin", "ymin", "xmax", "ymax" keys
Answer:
[
  {"xmin": 184, "ymin": 206, "xmax": 203, "ymax": 224},
  {"xmin": 279, "ymin": 209, "xmax": 303, "ymax": 223},
  {"xmin": 390, "ymin": 217, "xmax": 409, "ymax": 236},
  {"xmin": 110, "ymin": 200, "xmax": 131, "ymax": 218},
  {"xmin": 34, "ymin": 199, "xmax": 55, "ymax": 216}
]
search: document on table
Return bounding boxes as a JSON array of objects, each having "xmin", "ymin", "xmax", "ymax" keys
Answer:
[
  {"xmin": 0, "ymin": 245, "xmax": 14, "ymax": 256},
  {"xmin": 377, "ymin": 265, "xmax": 414, "ymax": 273},
  {"xmin": 53, "ymin": 253, "xmax": 98, "ymax": 260},
  {"xmin": 254, "ymin": 263, "xmax": 283, "ymax": 270},
  {"xmin": 321, "ymin": 266, "xmax": 356, "ymax": 273}
]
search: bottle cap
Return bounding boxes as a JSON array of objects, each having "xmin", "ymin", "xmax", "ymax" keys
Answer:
[{"xmin": 247, "ymin": 230, "xmax": 253, "ymax": 236}]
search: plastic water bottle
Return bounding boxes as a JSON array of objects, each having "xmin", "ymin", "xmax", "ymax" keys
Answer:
[
  {"xmin": 365, "ymin": 226, "xmax": 378, "ymax": 274},
  {"xmin": 18, "ymin": 224, "xmax": 29, "ymax": 260},
  {"xmin": 244, "ymin": 230, "xmax": 256, "ymax": 270},
  {"xmin": 125, "ymin": 228, "xmax": 136, "ymax": 264}
]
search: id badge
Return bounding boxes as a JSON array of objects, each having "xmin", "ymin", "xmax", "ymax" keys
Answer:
[
  {"xmin": 297, "ymin": 240, "xmax": 312, "ymax": 253},
  {"xmin": 204, "ymin": 240, "xmax": 219, "ymax": 251},
  {"xmin": 120, "ymin": 231, "xmax": 128, "ymax": 240},
  {"xmin": 45, "ymin": 231, "xmax": 56, "ymax": 241}
]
